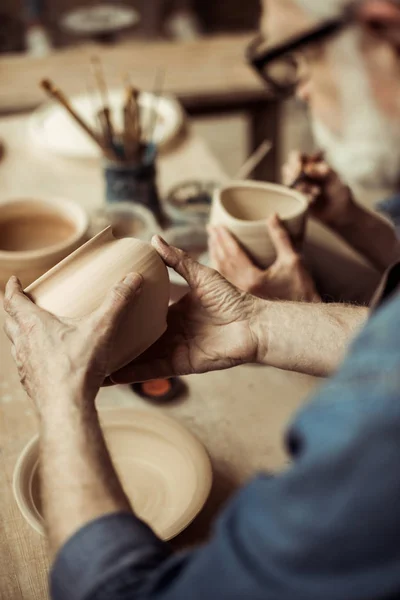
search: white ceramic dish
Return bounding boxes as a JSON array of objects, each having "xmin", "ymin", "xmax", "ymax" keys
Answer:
[
  {"xmin": 13, "ymin": 409, "xmax": 213, "ymax": 540},
  {"xmin": 29, "ymin": 90, "xmax": 185, "ymax": 159}
]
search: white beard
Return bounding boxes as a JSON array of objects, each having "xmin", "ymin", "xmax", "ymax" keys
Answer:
[
  {"xmin": 311, "ymin": 117, "xmax": 400, "ymax": 191},
  {"xmin": 311, "ymin": 30, "xmax": 400, "ymax": 191}
]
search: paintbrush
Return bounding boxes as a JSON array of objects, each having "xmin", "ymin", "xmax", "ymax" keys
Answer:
[
  {"xmin": 91, "ymin": 56, "xmax": 115, "ymax": 153},
  {"xmin": 40, "ymin": 78, "xmax": 104, "ymax": 149},
  {"xmin": 234, "ymin": 140, "xmax": 273, "ymax": 180},
  {"xmin": 143, "ymin": 68, "xmax": 166, "ymax": 158},
  {"xmin": 123, "ymin": 83, "xmax": 141, "ymax": 161}
]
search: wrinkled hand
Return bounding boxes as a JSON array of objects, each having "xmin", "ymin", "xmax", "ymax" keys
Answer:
[
  {"xmin": 282, "ymin": 151, "xmax": 356, "ymax": 228},
  {"xmin": 3, "ymin": 273, "xmax": 142, "ymax": 411},
  {"xmin": 208, "ymin": 215, "xmax": 321, "ymax": 303},
  {"xmin": 107, "ymin": 236, "xmax": 262, "ymax": 385}
]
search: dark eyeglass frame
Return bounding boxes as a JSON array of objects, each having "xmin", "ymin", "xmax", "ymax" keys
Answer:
[{"xmin": 246, "ymin": 6, "xmax": 357, "ymax": 96}]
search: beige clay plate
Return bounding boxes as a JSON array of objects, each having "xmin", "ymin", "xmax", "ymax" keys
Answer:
[{"xmin": 13, "ymin": 409, "xmax": 212, "ymax": 540}]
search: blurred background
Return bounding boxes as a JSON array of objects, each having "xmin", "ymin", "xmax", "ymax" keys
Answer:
[{"xmin": 0, "ymin": 0, "xmax": 313, "ymax": 176}]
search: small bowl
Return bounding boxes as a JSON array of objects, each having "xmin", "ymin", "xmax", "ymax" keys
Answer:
[
  {"xmin": 210, "ymin": 181, "xmax": 309, "ymax": 268},
  {"xmin": 91, "ymin": 202, "xmax": 161, "ymax": 241},
  {"xmin": 0, "ymin": 197, "xmax": 89, "ymax": 288}
]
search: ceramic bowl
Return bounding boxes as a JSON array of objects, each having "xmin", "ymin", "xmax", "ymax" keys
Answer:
[
  {"xmin": 90, "ymin": 202, "xmax": 161, "ymax": 241},
  {"xmin": 210, "ymin": 181, "xmax": 309, "ymax": 268},
  {"xmin": 13, "ymin": 409, "xmax": 213, "ymax": 540},
  {"xmin": 25, "ymin": 226, "xmax": 170, "ymax": 374},
  {"xmin": 0, "ymin": 197, "xmax": 89, "ymax": 289}
]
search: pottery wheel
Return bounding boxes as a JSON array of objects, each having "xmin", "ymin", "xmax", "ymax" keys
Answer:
[{"xmin": 15, "ymin": 409, "xmax": 212, "ymax": 540}]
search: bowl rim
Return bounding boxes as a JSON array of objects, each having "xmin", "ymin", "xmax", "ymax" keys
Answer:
[
  {"xmin": 12, "ymin": 435, "xmax": 44, "ymax": 536},
  {"xmin": 215, "ymin": 180, "xmax": 308, "ymax": 227},
  {"xmin": 0, "ymin": 197, "xmax": 89, "ymax": 261}
]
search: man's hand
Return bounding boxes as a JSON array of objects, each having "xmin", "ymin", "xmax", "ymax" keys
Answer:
[
  {"xmin": 3, "ymin": 273, "xmax": 143, "ymax": 412},
  {"xmin": 208, "ymin": 216, "xmax": 321, "ymax": 303},
  {"xmin": 108, "ymin": 236, "xmax": 263, "ymax": 385},
  {"xmin": 283, "ymin": 151, "xmax": 356, "ymax": 229}
]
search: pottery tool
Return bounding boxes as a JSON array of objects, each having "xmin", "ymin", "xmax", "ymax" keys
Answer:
[
  {"xmin": 145, "ymin": 68, "xmax": 166, "ymax": 149},
  {"xmin": 234, "ymin": 140, "xmax": 273, "ymax": 180},
  {"xmin": 40, "ymin": 79, "xmax": 104, "ymax": 150},
  {"xmin": 123, "ymin": 81, "xmax": 141, "ymax": 161},
  {"xmin": 91, "ymin": 56, "xmax": 116, "ymax": 153}
]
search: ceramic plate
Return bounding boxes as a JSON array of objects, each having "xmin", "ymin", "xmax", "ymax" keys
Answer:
[
  {"xmin": 29, "ymin": 90, "xmax": 185, "ymax": 159},
  {"xmin": 13, "ymin": 409, "xmax": 212, "ymax": 540}
]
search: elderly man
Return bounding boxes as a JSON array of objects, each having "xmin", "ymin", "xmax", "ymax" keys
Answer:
[{"xmin": 5, "ymin": 1, "xmax": 400, "ymax": 599}]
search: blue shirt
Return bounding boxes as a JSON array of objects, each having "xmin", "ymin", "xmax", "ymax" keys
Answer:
[{"xmin": 51, "ymin": 278, "xmax": 400, "ymax": 600}]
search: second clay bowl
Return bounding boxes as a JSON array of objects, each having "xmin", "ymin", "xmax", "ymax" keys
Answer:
[
  {"xmin": 210, "ymin": 181, "xmax": 309, "ymax": 268},
  {"xmin": 25, "ymin": 226, "xmax": 170, "ymax": 375},
  {"xmin": 0, "ymin": 197, "xmax": 89, "ymax": 289}
]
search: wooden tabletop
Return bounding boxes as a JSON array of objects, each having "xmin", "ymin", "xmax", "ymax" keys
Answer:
[
  {"xmin": 0, "ymin": 113, "xmax": 380, "ymax": 599},
  {"xmin": 0, "ymin": 34, "xmax": 271, "ymax": 115}
]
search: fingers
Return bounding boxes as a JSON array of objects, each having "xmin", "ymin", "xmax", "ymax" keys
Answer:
[
  {"xmin": 359, "ymin": 1, "xmax": 400, "ymax": 24},
  {"xmin": 282, "ymin": 150, "xmax": 304, "ymax": 186},
  {"xmin": 110, "ymin": 357, "xmax": 171, "ymax": 385},
  {"xmin": 92, "ymin": 271, "xmax": 143, "ymax": 331},
  {"xmin": 282, "ymin": 151, "xmax": 331, "ymax": 188},
  {"xmin": 296, "ymin": 181, "xmax": 321, "ymax": 205},
  {"xmin": 266, "ymin": 215, "xmax": 298, "ymax": 264},
  {"xmin": 3, "ymin": 317, "xmax": 18, "ymax": 343},
  {"xmin": 3, "ymin": 276, "xmax": 35, "ymax": 319},
  {"xmin": 303, "ymin": 160, "xmax": 330, "ymax": 180},
  {"xmin": 208, "ymin": 226, "xmax": 250, "ymax": 262},
  {"xmin": 152, "ymin": 235, "xmax": 210, "ymax": 288},
  {"xmin": 208, "ymin": 226, "xmax": 254, "ymax": 278}
]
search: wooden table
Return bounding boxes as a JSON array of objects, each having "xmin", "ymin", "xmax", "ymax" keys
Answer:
[
  {"xmin": 0, "ymin": 113, "xmax": 380, "ymax": 599},
  {"xmin": 0, "ymin": 34, "xmax": 280, "ymax": 181}
]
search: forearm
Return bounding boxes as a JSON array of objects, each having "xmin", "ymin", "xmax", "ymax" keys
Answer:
[
  {"xmin": 333, "ymin": 202, "xmax": 400, "ymax": 273},
  {"xmin": 253, "ymin": 300, "xmax": 368, "ymax": 377},
  {"xmin": 39, "ymin": 392, "xmax": 132, "ymax": 557}
]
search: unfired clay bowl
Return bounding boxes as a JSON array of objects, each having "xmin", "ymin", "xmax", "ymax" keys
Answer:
[
  {"xmin": 0, "ymin": 197, "xmax": 89, "ymax": 289},
  {"xmin": 13, "ymin": 409, "xmax": 213, "ymax": 540},
  {"xmin": 210, "ymin": 181, "xmax": 309, "ymax": 268},
  {"xmin": 25, "ymin": 226, "xmax": 170, "ymax": 374}
]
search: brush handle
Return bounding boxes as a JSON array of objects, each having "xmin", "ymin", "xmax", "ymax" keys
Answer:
[{"xmin": 48, "ymin": 87, "xmax": 101, "ymax": 146}]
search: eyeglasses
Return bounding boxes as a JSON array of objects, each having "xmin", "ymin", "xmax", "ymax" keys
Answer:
[{"xmin": 246, "ymin": 10, "xmax": 355, "ymax": 96}]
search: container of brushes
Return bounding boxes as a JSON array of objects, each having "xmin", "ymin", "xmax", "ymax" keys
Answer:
[{"xmin": 103, "ymin": 142, "xmax": 164, "ymax": 225}]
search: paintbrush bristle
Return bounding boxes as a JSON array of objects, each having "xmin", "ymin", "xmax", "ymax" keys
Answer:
[{"xmin": 40, "ymin": 78, "xmax": 54, "ymax": 92}]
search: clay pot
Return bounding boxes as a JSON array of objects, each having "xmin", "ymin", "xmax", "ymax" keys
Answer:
[
  {"xmin": 13, "ymin": 409, "xmax": 212, "ymax": 540},
  {"xmin": 0, "ymin": 197, "xmax": 89, "ymax": 289},
  {"xmin": 25, "ymin": 226, "xmax": 170, "ymax": 374},
  {"xmin": 210, "ymin": 181, "xmax": 309, "ymax": 268}
]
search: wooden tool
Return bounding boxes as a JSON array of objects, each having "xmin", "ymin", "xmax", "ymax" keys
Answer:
[
  {"xmin": 40, "ymin": 79, "xmax": 103, "ymax": 149},
  {"xmin": 123, "ymin": 84, "xmax": 141, "ymax": 161},
  {"xmin": 234, "ymin": 140, "xmax": 273, "ymax": 180},
  {"xmin": 145, "ymin": 68, "xmax": 166, "ymax": 148},
  {"xmin": 91, "ymin": 56, "xmax": 116, "ymax": 153}
]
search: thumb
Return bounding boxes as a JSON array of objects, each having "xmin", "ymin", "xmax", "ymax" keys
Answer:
[
  {"xmin": 266, "ymin": 214, "xmax": 298, "ymax": 264},
  {"xmin": 92, "ymin": 272, "xmax": 143, "ymax": 333},
  {"xmin": 151, "ymin": 235, "xmax": 208, "ymax": 289}
]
